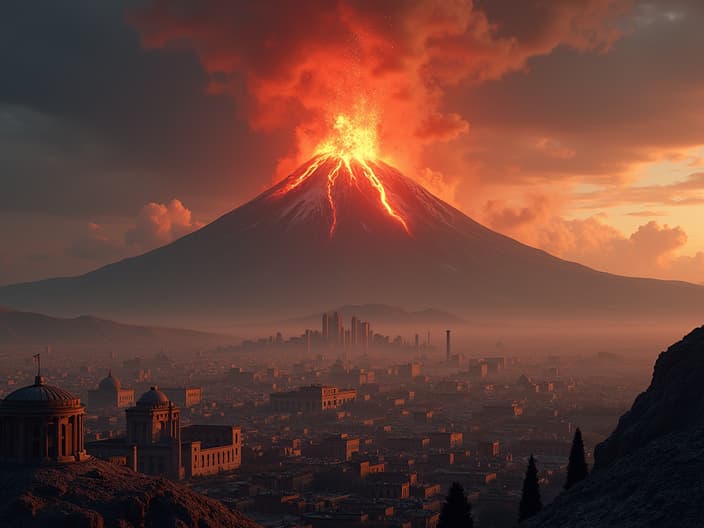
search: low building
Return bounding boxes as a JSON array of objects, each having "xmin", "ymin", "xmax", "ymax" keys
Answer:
[
  {"xmin": 319, "ymin": 434, "xmax": 360, "ymax": 461},
  {"xmin": 478, "ymin": 440, "xmax": 501, "ymax": 458},
  {"xmin": 367, "ymin": 474, "xmax": 411, "ymax": 499},
  {"xmin": 429, "ymin": 431, "xmax": 463, "ymax": 449},
  {"xmin": 270, "ymin": 385, "xmax": 356, "ymax": 413},
  {"xmin": 161, "ymin": 387, "xmax": 202, "ymax": 408},
  {"xmin": 181, "ymin": 424, "xmax": 241, "ymax": 478}
]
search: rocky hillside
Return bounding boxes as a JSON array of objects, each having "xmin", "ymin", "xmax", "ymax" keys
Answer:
[
  {"xmin": 523, "ymin": 325, "xmax": 704, "ymax": 527},
  {"xmin": 0, "ymin": 458, "xmax": 260, "ymax": 528}
]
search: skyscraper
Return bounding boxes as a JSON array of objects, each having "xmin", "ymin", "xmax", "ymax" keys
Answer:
[
  {"xmin": 322, "ymin": 313, "xmax": 329, "ymax": 342},
  {"xmin": 329, "ymin": 311, "xmax": 342, "ymax": 345},
  {"xmin": 362, "ymin": 321, "xmax": 371, "ymax": 349},
  {"xmin": 351, "ymin": 316, "xmax": 359, "ymax": 346}
]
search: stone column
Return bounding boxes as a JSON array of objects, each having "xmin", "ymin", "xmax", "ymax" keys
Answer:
[
  {"xmin": 78, "ymin": 414, "xmax": 83, "ymax": 452},
  {"xmin": 69, "ymin": 415, "xmax": 75, "ymax": 456},
  {"xmin": 41, "ymin": 421, "xmax": 49, "ymax": 459},
  {"xmin": 55, "ymin": 418, "xmax": 62, "ymax": 459}
]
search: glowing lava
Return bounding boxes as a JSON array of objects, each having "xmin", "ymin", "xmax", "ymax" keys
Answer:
[{"xmin": 277, "ymin": 114, "xmax": 410, "ymax": 237}]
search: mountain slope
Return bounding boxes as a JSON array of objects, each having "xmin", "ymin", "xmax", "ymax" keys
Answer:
[
  {"xmin": 523, "ymin": 326, "xmax": 704, "ymax": 528},
  {"xmin": 1, "ymin": 157, "xmax": 703, "ymax": 325},
  {"xmin": 0, "ymin": 307, "xmax": 231, "ymax": 347}
]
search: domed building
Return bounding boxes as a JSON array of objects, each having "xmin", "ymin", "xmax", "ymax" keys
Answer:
[
  {"xmin": 87, "ymin": 386, "xmax": 241, "ymax": 480},
  {"xmin": 88, "ymin": 370, "xmax": 135, "ymax": 409},
  {"xmin": 0, "ymin": 372, "xmax": 88, "ymax": 465},
  {"xmin": 127, "ymin": 386, "xmax": 181, "ymax": 446}
]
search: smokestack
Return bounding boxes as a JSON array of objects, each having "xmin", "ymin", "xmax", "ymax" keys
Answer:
[{"xmin": 446, "ymin": 330, "xmax": 451, "ymax": 362}]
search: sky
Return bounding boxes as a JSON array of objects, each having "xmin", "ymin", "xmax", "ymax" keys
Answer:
[{"xmin": 1, "ymin": 0, "xmax": 703, "ymax": 286}]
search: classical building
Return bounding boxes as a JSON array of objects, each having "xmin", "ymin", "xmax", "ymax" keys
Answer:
[
  {"xmin": 87, "ymin": 386, "xmax": 240, "ymax": 480},
  {"xmin": 88, "ymin": 371, "xmax": 135, "ymax": 409},
  {"xmin": 181, "ymin": 425, "xmax": 241, "ymax": 478},
  {"xmin": 270, "ymin": 385, "xmax": 357, "ymax": 413},
  {"xmin": 0, "ymin": 372, "xmax": 88, "ymax": 465}
]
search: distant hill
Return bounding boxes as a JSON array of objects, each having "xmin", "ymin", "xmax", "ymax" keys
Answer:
[
  {"xmin": 0, "ymin": 307, "xmax": 232, "ymax": 348},
  {"xmin": 286, "ymin": 303, "xmax": 465, "ymax": 328},
  {"xmin": 0, "ymin": 458, "xmax": 260, "ymax": 527},
  {"xmin": 523, "ymin": 326, "xmax": 704, "ymax": 527}
]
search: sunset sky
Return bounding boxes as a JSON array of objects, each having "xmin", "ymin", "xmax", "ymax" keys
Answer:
[{"xmin": 2, "ymin": 0, "xmax": 703, "ymax": 285}]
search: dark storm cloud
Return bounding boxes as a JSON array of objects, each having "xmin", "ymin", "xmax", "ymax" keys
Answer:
[
  {"xmin": 452, "ymin": 0, "xmax": 704, "ymax": 187},
  {"xmin": 0, "ymin": 0, "xmax": 279, "ymax": 217}
]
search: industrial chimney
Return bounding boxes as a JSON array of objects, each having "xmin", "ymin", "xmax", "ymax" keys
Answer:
[{"xmin": 446, "ymin": 330, "xmax": 451, "ymax": 362}]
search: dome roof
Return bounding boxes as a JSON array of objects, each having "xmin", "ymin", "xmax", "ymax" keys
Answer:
[
  {"xmin": 99, "ymin": 370, "xmax": 121, "ymax": 391},
  {"xmin": 4, "ymin": 376, "xmax": 80, "ymax": 404},
  {"xmin": 136, "ymin": 386, "xmax": 170, "ymax": 408}
]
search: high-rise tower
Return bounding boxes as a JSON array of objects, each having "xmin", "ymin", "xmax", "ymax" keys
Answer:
[
  {"xmin": 446, "ymin": 330, "xmax": 451, "ymax": 362},
  {"xmin": 322, "ymin": 313, "xmax": 329, "ymax": 342}
]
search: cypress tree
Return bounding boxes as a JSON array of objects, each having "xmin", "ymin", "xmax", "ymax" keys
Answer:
[
  {"xmin": 438, "ymin": 481, "xmax": 474, "ymax": 528},
  {"xmin": 565, "ymin": 427, "xmax": 589, "ymax": 489},
  {"xmin": 519, "ymin": 455, "xmax": 542, "ymax": 522}
]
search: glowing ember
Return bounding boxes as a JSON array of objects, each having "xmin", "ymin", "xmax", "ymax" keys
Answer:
[{"xmin": 277, "ymin": 113, "xmax": 410, "ymax": 237}]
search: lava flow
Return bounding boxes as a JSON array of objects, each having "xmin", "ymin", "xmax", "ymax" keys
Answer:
[{"xmin": 276, "ymin": 114, "xmax": 410, "ymax": 237}]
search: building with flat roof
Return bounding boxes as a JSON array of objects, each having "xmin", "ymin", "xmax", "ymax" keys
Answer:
[
  {"xmin": 270, "ymin": 385, "xmax": 356, "ymax": 413},
  {"xmin": 161, "ymin": 386, "xmax": 202, "ymax": 408}
]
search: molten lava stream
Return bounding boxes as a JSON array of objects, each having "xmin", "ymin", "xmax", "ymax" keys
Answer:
[
  {"xmin": 280, "ymin": 154, "xmax": 410, "ymax": 237},
  {"xmin": 275, "ymin": 112, "xmax": 411, "ymax": 237}
]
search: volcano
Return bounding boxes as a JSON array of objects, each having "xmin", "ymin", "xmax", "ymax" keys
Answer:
[
  {"xmin": 2, "ymin": 151, "xmax": 704, "ymax": 327},
  {"xmin": 2, "ymin": 110, "xmax": 704, "ymax": 327}
]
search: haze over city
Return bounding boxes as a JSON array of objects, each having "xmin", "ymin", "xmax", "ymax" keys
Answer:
[{"xmin": 1, "ymin": 2, "xmax": 704, "ymax": 528}]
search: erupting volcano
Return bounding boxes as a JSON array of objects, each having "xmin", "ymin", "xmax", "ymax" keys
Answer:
[
  {"xmin": 274, "ymin": 114, "xmax": 410, "ymax": 237},
  {"xmin": 1, "ymin": 113, "xmax": 704, "ymax": 326}
]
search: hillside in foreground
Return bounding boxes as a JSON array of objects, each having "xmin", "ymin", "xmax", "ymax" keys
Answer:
[
  {"xmin": 0, "ymin": 458, "xmax": 260, "ymax": 528},
  {"xmin": 523, "ymin": 325, "xmax": 704, "ymax": 528}
]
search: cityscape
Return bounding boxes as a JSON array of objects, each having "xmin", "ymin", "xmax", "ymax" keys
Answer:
[
  {"xmin": 0, "ymin": 310, "xmax": 657, "ymax": 527},
  {"xmin": 2, "ymin": 1, "xmax": 704, "ymax": 527}
]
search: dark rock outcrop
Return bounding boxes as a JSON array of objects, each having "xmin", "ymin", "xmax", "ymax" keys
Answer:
[
  {"xmin": 0, "ymin": 459, "xmax": 260, "ymax": 528},
  {"xmin": 594, "ymin": 325, "xmax": 704, "ymax": 468},
  {"xmin": 523, "ymin": 326, "xmax": 704, "ymax": 528}
]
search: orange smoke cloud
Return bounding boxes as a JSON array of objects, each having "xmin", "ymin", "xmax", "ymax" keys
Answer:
[
  {"xmin": 125, "ymin": 199, "xmax": 203, "ymax": 249},
  {"xmin": 483, "ymin": 197, "xmax": 703, "ymax": 283},
  {"xmin": 129, "ymin": 0, "xmax": 631, "ymax": 191}
]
